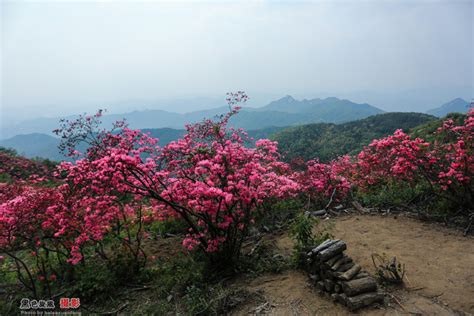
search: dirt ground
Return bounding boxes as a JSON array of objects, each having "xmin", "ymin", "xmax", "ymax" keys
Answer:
[{"xmin": 232, "ymin": 214, "xmax": 474, "ymax": 315}]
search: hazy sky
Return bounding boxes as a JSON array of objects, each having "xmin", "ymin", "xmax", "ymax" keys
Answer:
[{"xmin": 1, "ymin": 0, "xmax": 473, "ymax": 123}]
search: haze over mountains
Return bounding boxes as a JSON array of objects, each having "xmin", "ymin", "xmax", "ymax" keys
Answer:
[
  {"xmin": 1, "ymin": 96, "xmax": 383, "ymax": 139},
  {"xmin": 0, "ymin": 95, "xmax": 470, "ymax": 161},
  {"xmin": 426, "ymin": 98, "xmax": 470, "ymax": 117}
]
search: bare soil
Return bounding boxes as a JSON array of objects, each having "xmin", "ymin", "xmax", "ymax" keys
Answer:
[{"xmin": 232, "ymin": 214, "xmax": 474, "ymax": 315}]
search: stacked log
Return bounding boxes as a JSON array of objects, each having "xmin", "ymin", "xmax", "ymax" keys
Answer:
[{"xmin": 306, "ymin": 239, "xmax": 384, "ymax": 311}]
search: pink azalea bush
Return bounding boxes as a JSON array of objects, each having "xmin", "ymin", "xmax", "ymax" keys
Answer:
[
  {"xmin": 293, "ymin": 158, "xmax": 351, "ymax": 208},
  {"xmin": 0, "ymin": 148, "xmax": 55, "ymax": 183},
  {"xmin": 0, "ymin": 180, "xmax": 149, "ymax": 297},
  {"xmin": 55, "ymin": 92, "xmax": 298, "ymax": 265},
  {"xmin": 350, "ymin": 109, "xmax": 473, "ymax": 209},
  {"xmin": 0, "ymin": 184, "xmax": 67, "ymax": 297}
]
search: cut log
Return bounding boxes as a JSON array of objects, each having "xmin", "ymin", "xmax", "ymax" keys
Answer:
[
  {"xmin": 336, "ymin": 293, "xmax": 348, "ymax": 306},
  {"xmin": 309, "ymin": 239, "xmax": 339, "ymax": 256},
  {"xmin": 353, "ymin": 272, "xmax": 370, "ymax": 280},
  {"xmin": 339, "ymin": 264, "xmax": 361, "ymax": 281},
  {"xmin": 316, "ymin": 240, "xmax": 347, "ymax": 262},
  {"xmin": 321, "ymin": 268, "xmax": 335, "ymax": 280},
  {"xmin": 336, "ymin": 262, "xmax": 355, "ymax": 273},
  {"xmin": 325, "ymin": 253, "xmax": 343, "ymax": 266},
  {"xmin": 342, "ymin": 277, "xmax": 377, "ymax": 296},
  {"xmin": 324, "ymin": 279, "xmax": 335, "ymax": 292},
  {"xmin": 345, "ymin": 292, "xmax": 384, "ymax": 311},
  {"xmin": 331, "ymin": 255, "xmax": 353, "ymax": 271}
]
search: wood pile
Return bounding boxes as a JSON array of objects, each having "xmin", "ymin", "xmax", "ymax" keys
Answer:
[{"xmin": 306, "ymin": 239, "xmax": 384, "ymax": 311}]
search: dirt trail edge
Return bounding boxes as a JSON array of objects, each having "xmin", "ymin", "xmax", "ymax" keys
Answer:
[{"xmin": 233, "ymin": 214, "xmax": 474, "ymax": 315}]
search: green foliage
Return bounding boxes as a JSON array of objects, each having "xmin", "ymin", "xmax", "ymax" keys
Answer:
[
  {"xmin": 289, "ymin": 213, "xmax": 332, "ymax": 268},
  {"xmin": 354, "ymin": 177, "xmax": 463, "ymax": 216},
  {"xmin": 238, "ymin": 242, "xmax": 292, "ymax": 276},
  {"xmin": 256, "ymin": 198, "xmax": 305, "ymax": 231},
  {"xmin": 182, "ymin": 284, "xmax": 247, "ymax": 315},
  {"xmin": 148, "ymin": 218, "xmax": 188, "ymax": 238},
  {"xmin": 0, "ymin": 173, "xmax": 12, "ymax": 183},
  {"xmin": 0, "ymin": 147, "xmax": 18, "ymax": 156},
  {"xmin": 140, "ymin": 253, "xmax": 251, "ymax": 315},
  {"xmin": 71, "ymin": 263, "xmax": 118, "ymax": 301},
  {"xmin": 148, "ymin": 254, "xmax": 206, "ymax": 298},
  {"xmin": 289, "ymin": 213, "xmax": 317, "ymax": 250},
  {"xmin": 273, "ymin": 112, "xmax": 436, "ymax": 162},
  {"xmin": 355, "ymin": 180, "xmax": 428, "ymax": 208}
]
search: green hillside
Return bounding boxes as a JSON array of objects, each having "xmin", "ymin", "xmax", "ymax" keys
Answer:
[
  {"xmin": 272, "ymin": 112, "xmax": 437, "ymax": 162},
  {"xmin": 410, "ymin": 112, "xmax": 467, "ymax": 142}
]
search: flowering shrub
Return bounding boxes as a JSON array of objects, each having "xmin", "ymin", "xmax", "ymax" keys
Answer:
[
  {"xmin": 0, "ymin": 181, "xmax": 150, "ymax": 298},
  {"xmin": 353, "ymin": 130, "xmax": 432, "ymax": 188},
  {"xmin": 294, "ymin": 158, "xmax": 351, "ymax": 208},
  {"xmin": 56, "ymin": 92, "xmax": 298, "ymax": 265},
  {"xmin": 0, "ymin": 184, "xmax": 67, "ymax": 297},
  {"xmin": 351, "ymin": 109, "xmax": 473, "ymax": 209},
  {"xmin": 430, "ymin": 109, "xmax": 474, "ymax": 206},
  {"xmin": 0, "ymin": 148, "xmax": 55, "ymax": 183}
]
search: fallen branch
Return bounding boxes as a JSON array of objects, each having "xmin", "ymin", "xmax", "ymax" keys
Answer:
[
  {"xmin": 352, "ymin": 201, "xmax": 367, "ymax": 213},
  {"xmin": 325, "ymin": 188, "xmax": 337, "ymax": 210},
  {"xmin": 387, "ymin": 293, "xmax": 406, "ymax": 311}
]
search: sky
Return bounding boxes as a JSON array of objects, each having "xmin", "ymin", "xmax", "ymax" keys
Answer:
[{"xmin": 1, "ymin": 0, "xmax": 473, "ymax": 124}]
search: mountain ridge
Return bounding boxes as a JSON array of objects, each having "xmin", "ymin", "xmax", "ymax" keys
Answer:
[
  {"xmin": 426, "ymin": 98, "xmax": 470, "ymax": 117},
  {"xmin": 0, "ymin": 96, "xmax": 383, "ymax": 139}
]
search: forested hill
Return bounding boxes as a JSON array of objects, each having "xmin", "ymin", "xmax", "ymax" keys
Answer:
[
  {"xmin": 272, "ymin": 112, "xmax": 437, "ymax": 162},
  {"xmin": 409, "ymin": 112, "xmax": 468, "ymax": 142}
]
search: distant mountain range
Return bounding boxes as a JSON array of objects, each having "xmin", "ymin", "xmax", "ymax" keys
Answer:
[
  {"xmin": 0, "ymin": 133, "xmax": 66, "ymax": 161},
  {"xmin": 0, "ymin": 96, "xmax": 469, "ymax": 162},
  {"xmin": 0, "ymin": 127, "xmax": 286, "ymax": 161},
  {"xmin": 426, "ymin": 98, "xmax": 470, "ymax": 117},
  {"xmin": 254, "ymin": 95, "xmax": 383, "ymax": 122},
  {"xmin": 0, "ymin": 96, "xmax": 383, "ymax": 139}
]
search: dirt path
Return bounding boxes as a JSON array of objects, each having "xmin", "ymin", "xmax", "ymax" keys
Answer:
[{"xmin": 233, "ymin": 214, "xmax": 474, "ymax": 315}]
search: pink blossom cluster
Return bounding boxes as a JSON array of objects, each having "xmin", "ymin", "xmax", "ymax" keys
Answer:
[
  {"xmin": 352, "ymin": 129, "xmax": 431, "ymax": 187},
  {"xmin": 293, "ymin": 157, "xmax": 352, "ymax": 206},
  {"xmin": 55, "ymin": 105, "xmax": 299, "ymax": 260},
  {"xmin": 0, "ymin": 150, "xmax": 55, "ymax": 182},
  {"xmin": 350, "ymin": 109, "xmax": 473, "ymax": 206}
]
